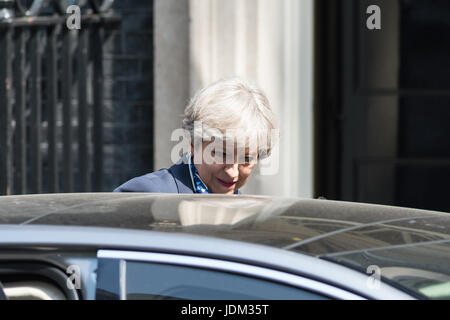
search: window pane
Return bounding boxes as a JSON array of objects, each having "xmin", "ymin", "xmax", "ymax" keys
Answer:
[{"xmin": 125, "ymin": 261, "xmax": 329, "ymax": 300}]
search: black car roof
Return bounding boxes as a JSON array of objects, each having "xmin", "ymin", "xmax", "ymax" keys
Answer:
[{"xmin": 0, "ymin": 193, "xmax": 449, "ymax": 257}]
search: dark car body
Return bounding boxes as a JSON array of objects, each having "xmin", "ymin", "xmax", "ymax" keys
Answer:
[{"xmin": 0, "ymin": 193, "xmax": 449, "ymax": 300}]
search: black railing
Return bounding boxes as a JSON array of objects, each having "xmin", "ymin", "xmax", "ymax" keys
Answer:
[{"xmin": 0, "ymin": 0, "xmax": 120, "ymax": 195}]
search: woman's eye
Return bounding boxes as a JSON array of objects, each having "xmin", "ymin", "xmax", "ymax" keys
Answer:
[
  {"xmin": 237, "ymin": 156, "xmax": 254, "ymax": 164},
  {"xmin": 212, "ymin": 151, "xmax": 226, "ymax": 158},
  {"xmin": 245, "ymin": 157, "xmax": 255, "ymax": 164}
]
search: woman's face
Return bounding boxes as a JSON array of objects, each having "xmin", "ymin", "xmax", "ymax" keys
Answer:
[{"xmin": 192, "ymin": 141, "xmax": 257, "ymax": 194}]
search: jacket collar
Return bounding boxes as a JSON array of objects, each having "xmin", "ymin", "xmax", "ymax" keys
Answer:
[{"xmin": 168, "ymin": 162, "xmax": 194, "ymax": 194}]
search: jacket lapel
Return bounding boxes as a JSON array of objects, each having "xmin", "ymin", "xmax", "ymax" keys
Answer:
[{"xmin": 168, "ymin": 162, "xmax": 194, "ymax": 194}]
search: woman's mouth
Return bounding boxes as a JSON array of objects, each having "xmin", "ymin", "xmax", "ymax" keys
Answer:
[{"xmin": 216, "ymin": 178, "xmax": 237, "ymax": 188}]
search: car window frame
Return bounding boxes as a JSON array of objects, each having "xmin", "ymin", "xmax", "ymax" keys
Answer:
[{"xmin": 96, "ymin": 249, "xmax": 366, "ymax": 300}]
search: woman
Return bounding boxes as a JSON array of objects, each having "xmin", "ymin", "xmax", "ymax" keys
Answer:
[{"xmin": 114, "ymin": 77, "xmax": 278, "ymax": 194}]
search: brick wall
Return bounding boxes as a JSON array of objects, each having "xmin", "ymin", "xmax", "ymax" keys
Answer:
[{"xmin": 102, "ymin": 0, "xmax": 154, "ymax": 191}]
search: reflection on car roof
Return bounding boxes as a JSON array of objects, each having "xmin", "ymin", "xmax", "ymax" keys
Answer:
[{"xmin": 0, "ymin": 193, "xmax": 448, "ymax": 257}]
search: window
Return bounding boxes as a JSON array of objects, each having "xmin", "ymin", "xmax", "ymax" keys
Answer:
[
  {"xmin": 95, "ymin": 251, "xmax": 333, "ymax": 300},
  {"xmin": 125, "ymin": 261, "xmax": 328, "ymax": 300}
]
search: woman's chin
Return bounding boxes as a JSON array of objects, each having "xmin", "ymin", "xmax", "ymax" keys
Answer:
[{"xmin": 211, "ymin": 186, "xmax": 235, "ymax": 194}]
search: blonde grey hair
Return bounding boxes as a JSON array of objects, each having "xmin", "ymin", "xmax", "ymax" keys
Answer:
[{"xmin": 182, "ymin": 77, "xmax": 278, "ymax": 158}]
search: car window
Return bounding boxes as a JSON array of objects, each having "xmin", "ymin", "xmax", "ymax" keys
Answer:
[{"xmin": 124, "ymin": 261, "xmax": 328, "ymax": 300}]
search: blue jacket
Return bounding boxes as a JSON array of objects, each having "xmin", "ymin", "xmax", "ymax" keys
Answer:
[
  {"xmin": 114, "ymin": 162, "xmax": 242, "ymax": 194},
  {"xmin": 114, "ymin": 162, "xmax": 195, "ymax": 193}
]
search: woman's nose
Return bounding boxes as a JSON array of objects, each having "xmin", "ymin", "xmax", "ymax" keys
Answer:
[{"xmin": 224, "ymin": 163, "xmax": 239, "ymax": 177}]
